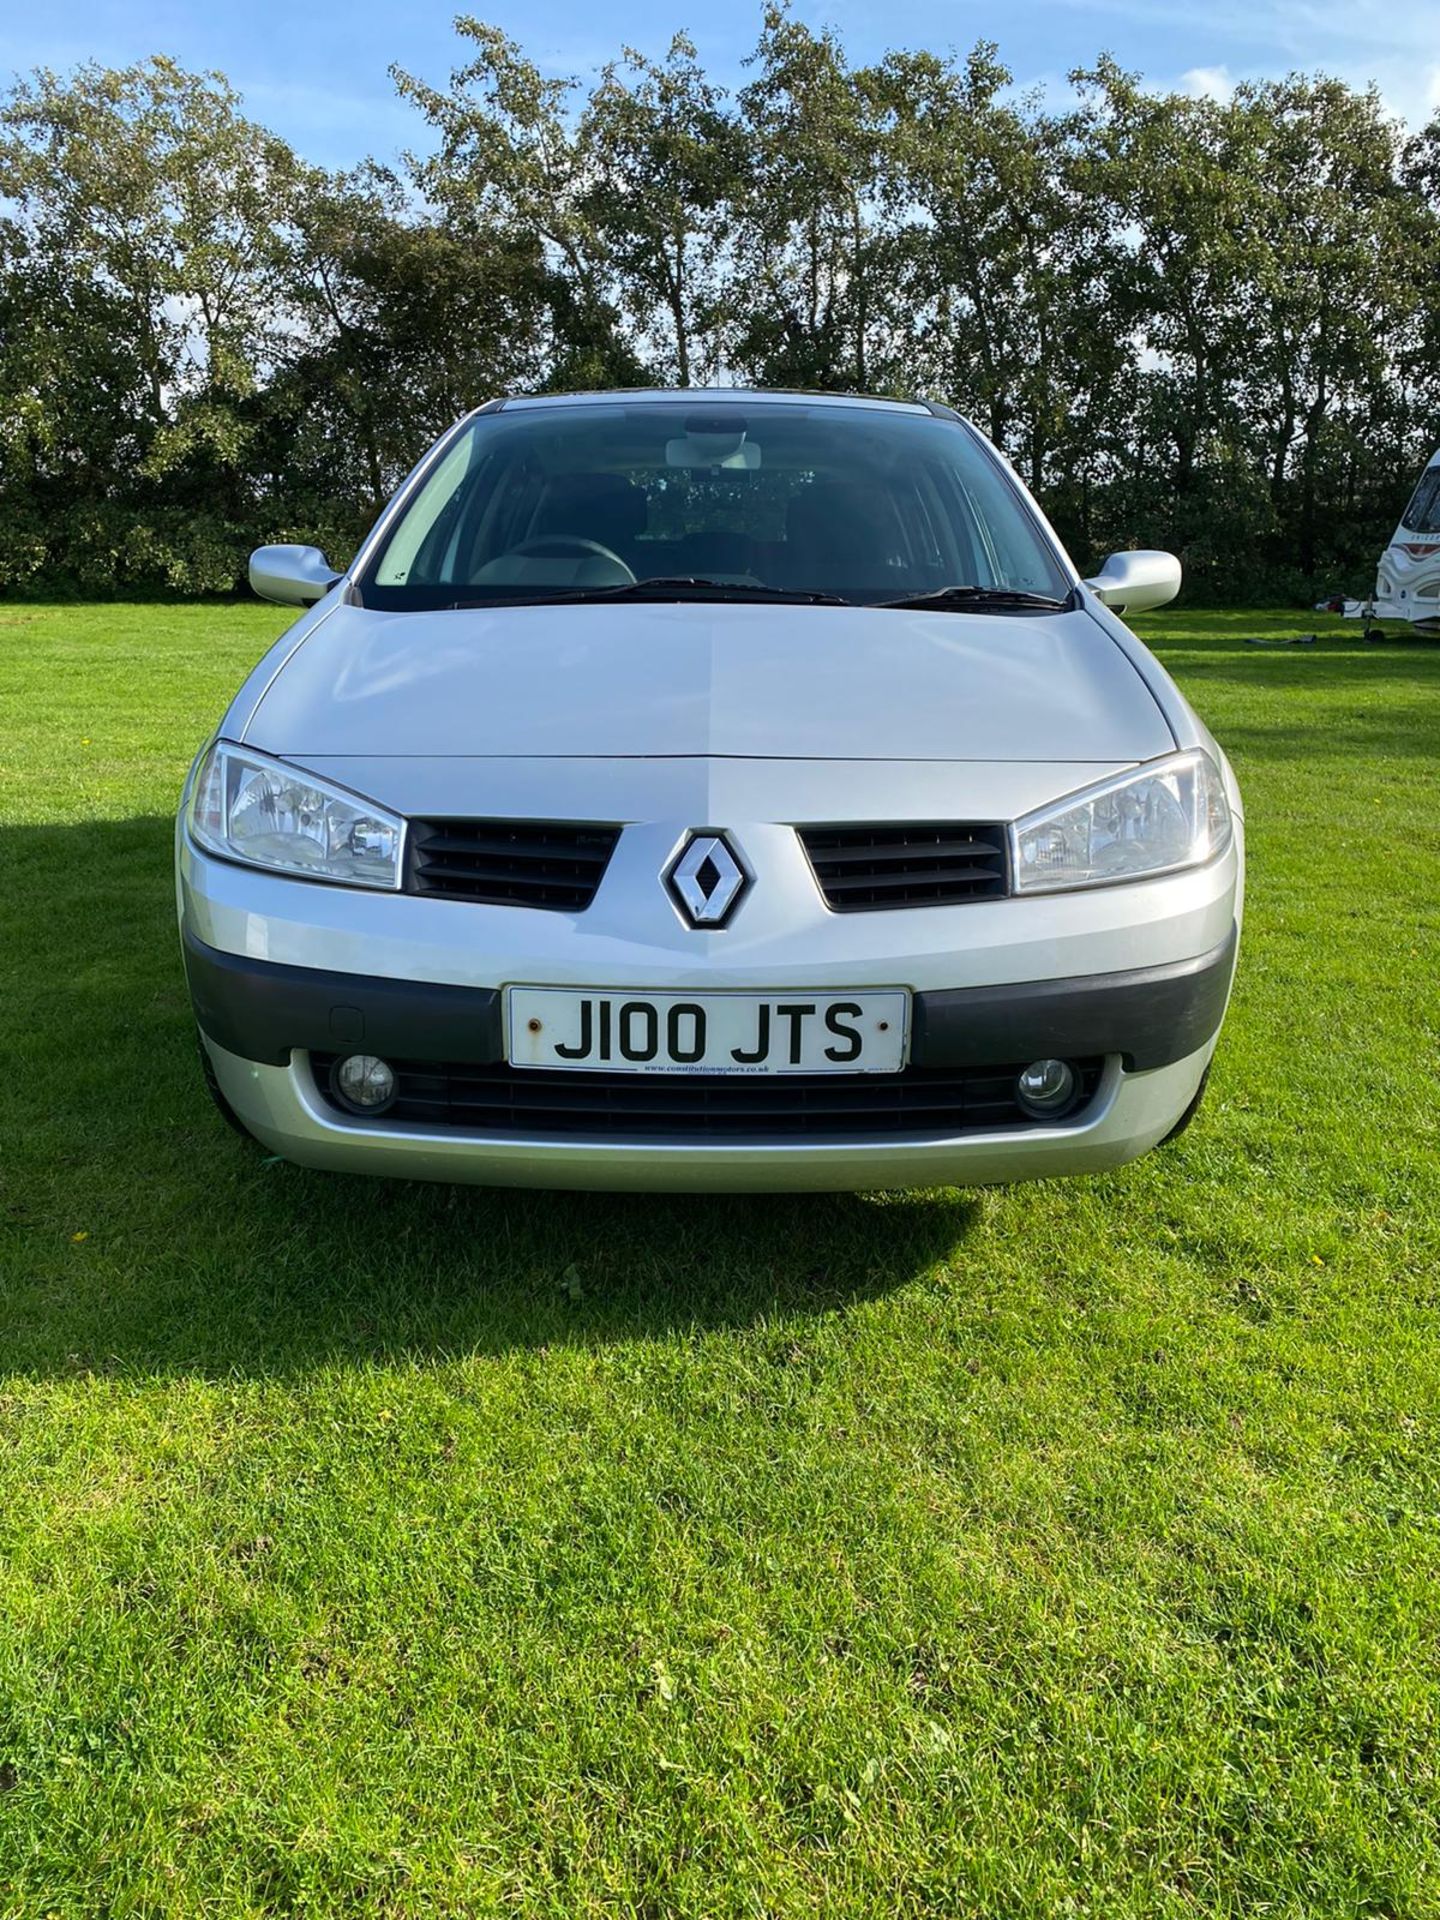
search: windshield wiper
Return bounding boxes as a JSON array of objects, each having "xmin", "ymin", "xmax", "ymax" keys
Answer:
[
  {"xmin": 449, "ymin": 577, "xmax": 852, "ymax": 609},
  {"xmin": 879, "ymin": 583, "xmax": 1073, "ymax": 613},
  {"xmin": 627, "ymin": 576, "xmax": 853, "ymax": 604}
]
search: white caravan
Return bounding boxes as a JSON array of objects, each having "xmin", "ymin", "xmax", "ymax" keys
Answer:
[{"xmin": 1335, "ymin": 448, "xmax": 1440, "ymax": 634}]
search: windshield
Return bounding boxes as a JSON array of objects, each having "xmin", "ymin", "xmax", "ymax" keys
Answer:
[
  {"xmin": 1401, "ymin": 464, "xmax": 1440, "ymax": 535},
  {"xmin": 358, "ymin": 400, "xmax": 1071, "ymax": 609}
]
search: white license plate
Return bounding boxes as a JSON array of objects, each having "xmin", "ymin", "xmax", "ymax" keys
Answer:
[{"xmin": 507, "ymin": 988, "xmax": 910, "ymax": 1075}]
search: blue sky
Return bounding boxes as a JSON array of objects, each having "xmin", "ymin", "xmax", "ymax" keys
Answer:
[{"xmin": 3, "ymin": 0, "xmax": 1436, "ymax": 168}]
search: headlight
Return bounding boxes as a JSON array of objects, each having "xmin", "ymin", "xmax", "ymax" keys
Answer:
[
  {"xmin": 1011, "ymin": 749, "xmax": 1231, "ymax": 893},
  {"xmin": 188, "ymin": 742, "xmax": 404, "ymax": 889}
]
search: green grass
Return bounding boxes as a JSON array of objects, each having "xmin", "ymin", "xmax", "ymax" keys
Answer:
[{"xmin": 1, "ymin": 600, "xmax": 1438, "ymax": 1917}]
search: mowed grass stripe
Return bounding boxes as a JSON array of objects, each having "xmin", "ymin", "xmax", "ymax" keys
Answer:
[{"xmin": 0, "ymin": 602, "xmax": 1437, "ymax": 1916}]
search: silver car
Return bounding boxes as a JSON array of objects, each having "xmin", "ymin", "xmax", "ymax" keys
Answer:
[{"xmin": 177, "ymin": 389, "xmax": 1242, "ymax": 1191}]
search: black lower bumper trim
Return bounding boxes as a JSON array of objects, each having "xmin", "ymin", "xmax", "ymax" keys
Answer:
[
  {"xmin": 183, "ymin": 929, "xmax": 503, "ymax": 1068},
  {"xmin": 911, "ymin": 922, "xmax": 1238, "ymax": 1072},
  {"xmin": 183, "ymin": 921, "xmax": 1237, "ymax": 1076}
]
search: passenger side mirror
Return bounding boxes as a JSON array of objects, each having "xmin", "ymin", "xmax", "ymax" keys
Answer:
[
  {"xmin": 1084, "ymin": 550, "xmax": 1182, "ymax": 614},
  {"xmin": 249, "ymin": 544, "xmax": 342, "ymax": 607}
]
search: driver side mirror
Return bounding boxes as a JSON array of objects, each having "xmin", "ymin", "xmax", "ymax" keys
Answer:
[
  {"xmin": 249, "ymin": 544, "xmax": 342, "ymax": 607},
  {"xmin": 1084, "ymin": 550, "xmax": 1182, "ymax": 615}
]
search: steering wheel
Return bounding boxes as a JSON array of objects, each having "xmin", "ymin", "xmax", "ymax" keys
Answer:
[{"xmin": 504, "ymin": 536, "xmax": 636, "ymax": 582}]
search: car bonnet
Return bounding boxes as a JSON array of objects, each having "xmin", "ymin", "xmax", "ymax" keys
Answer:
[{"xmin": 239, "ymin": 599, "xmax": 1176, "ymax": 764}]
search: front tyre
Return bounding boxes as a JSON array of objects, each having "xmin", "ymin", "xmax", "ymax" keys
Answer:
[
  {"xmin": 196, "ymin": 1028, "xmax": 257, "ymax": 1142},
  {"xmin": 1159, "ymin": 1064, "xmax": 1211, "ymax": 1145}
]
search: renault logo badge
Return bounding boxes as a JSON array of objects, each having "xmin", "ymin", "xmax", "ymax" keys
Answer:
[{"xmin": 664, "ymin": 831, "xmax": 749, "ymax": 929}]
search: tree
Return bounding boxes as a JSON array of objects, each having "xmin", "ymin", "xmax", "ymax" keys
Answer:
[
  {"xmin": 729, "ymin": 6, "xmax": 900, "ymax": 391},
  {"xmin": 393, "ymin": 22, "xmax": 645, "ymax": 390},
  {"xmin": 579, "ymin": 36, "xmax": 742, "ymax": 385},
  {"xmin": 1241, "ymin": 76, "xmax": 1429, "ymax": 576},
  {"xmin": 874, "ymin": 42, "xmax": 1133, "ymax": 529},
  {"xmin": 273, "ymin": 164, "xmax": 551, "ymax": 534},
  {"xmin": 1072, "ymin": 64, "xmax": 1264, "ymax": 521},
  {"xmin": 0, "ymin": 56, "xmax": 302, "ymax": 588}
]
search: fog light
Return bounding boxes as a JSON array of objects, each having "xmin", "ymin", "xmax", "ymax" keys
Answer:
[
  {"xmin": 332, "ymin": 1053, "xmax": 396, "ymax": 1114},
  {"xmin": 1016, "ymin": 1057, "xmax": 1077, "ymax": 1118}
]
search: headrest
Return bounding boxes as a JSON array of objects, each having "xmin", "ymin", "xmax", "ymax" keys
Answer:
[
  {"xmin": 534, "ymin": 472, "xmax": 648, "ymax": 543},
  {"xmin": 786, "ymin": 480, "xmax": 886, "ymax": 548}
]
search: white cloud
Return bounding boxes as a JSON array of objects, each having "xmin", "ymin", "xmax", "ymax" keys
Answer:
[
  {"xmin": 1370, "ymin": 58, "xmax": 1440, "ymax": 130},
  {"xmin": 1180, "ymin": 65, "xmax": 1234, "ymax": 102}
]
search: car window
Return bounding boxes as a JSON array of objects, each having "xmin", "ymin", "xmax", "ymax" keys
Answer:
[
  {"xmin": 1401, "ymin": 466, "xmax": 1440, "ymax": 535},
  {"xmin": 364, "ymin": 402, "xmax": 1070, "ymax": 607}
]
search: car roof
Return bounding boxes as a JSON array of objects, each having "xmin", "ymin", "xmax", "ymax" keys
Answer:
[{"xmin": 490, "ymin": 387, "xmax": 940, "ymax": 417}]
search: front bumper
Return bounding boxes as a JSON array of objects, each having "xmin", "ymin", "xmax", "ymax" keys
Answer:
[{"xmin": 180, "ymin": 889, "xmax": 1238, "ymax": 1193}]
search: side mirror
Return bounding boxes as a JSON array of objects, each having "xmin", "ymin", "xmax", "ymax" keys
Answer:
[
  {"xmin": 1084, "ymin": 550, "xmax": 1182, "ymax": 615},
  {"xmin": 249, "ymin": 544, "xmax": 342, "ymax": 607}
]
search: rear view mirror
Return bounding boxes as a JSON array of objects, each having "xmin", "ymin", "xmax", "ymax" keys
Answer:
[
  {"xmin": 665, "ymin": 437, "xmax": 761, "ymax": 470},
  {"xmin": 1085, "ymin": 550, "xmax": 1182, "ymax": 614},
  {"xmin": 666, "ymin": 412, "xmax": 761, "ymax": 470},
  {"xmin": 249, "ymin": 544, "xmax": 341, "ymax": 607}
]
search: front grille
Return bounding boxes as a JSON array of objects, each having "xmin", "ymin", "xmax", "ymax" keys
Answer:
[
  {"xmin": 798, "ymin": 823, "xmax": 1009, "ymax": 911},
  {"xmin": 311, "ymin": 1056, "xmax": 1104, "ymax": 1140},
  {"xmin": 407, "ymin": 819, "xmax": 621, "ymax": 910}
]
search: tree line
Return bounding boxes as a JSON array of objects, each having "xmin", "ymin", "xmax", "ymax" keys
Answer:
[{"xmin": 3, "ymin": 7, "xmax": 1439, "ymax": 602}]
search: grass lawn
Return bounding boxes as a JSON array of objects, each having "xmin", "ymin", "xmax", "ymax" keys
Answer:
[{"xmin": 1, "ymin": 600, "xmax": 1438, "ymax": 1917}]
